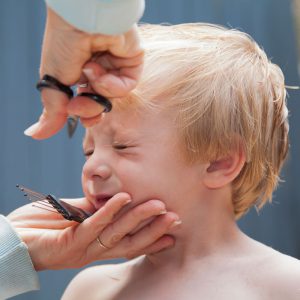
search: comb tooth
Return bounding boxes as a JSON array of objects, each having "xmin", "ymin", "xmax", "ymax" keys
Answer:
[
  {"xmin": 32, "ymin": 203, "xmax": 56, "ymax": 210},
  {"xmin": 17, "ymin": 185, "xmax": 63, "ymax": 216},
  {"xmin": 33, "ymin": 202, "xmax": 57, "ymax": 212},
  {"xmin": 21, "ymin": 189, "xmax": 47, "ymax": 201},
  {"xmin": 32, "ymin": 204, "xmax": 60, "ymax": 214},
  {"xmin": 17, "ymin": 185, "xmax": 75, "ymax": 221},
  {"xmin": 37, "ymin": 200, "xmax": 65, "ymax": 215},
  {"xmin": 25, "ymin": 190, "xmax": 46, "ymax": 198},
  {"xmin": 25, "ymin": 195, "xmax": 46, "ymax": 203},
  {"xmin": 17, "ymin": 185, "xmax": 47, "ymax": 198},
  {"xmin": 27, "ymin": 194, "xmax": 45, "ymax": 200},
  {"xmin": 36, "ymin": 200, "xmax": 54, "ymax": 208}
]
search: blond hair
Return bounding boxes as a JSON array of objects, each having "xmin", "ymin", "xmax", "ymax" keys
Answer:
[{"xmin": 131, "ymin": 23, "xmax": 289, "ymax": 218}]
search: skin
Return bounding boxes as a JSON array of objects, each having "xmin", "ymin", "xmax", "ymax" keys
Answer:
[
  {"xmin": 25, "ymin": 7, "xmax": 144, "ymax": 139},
  {"xmin": 62, "ymin": 104, "xmax": 300, "ymax": 300},
  {"xmin": 8, "ymin": 195, "xmax": 176, "ymax": 271},
  {"xmin": 8, "ymin": 7, "xmax": 177, "ymax": 271}
]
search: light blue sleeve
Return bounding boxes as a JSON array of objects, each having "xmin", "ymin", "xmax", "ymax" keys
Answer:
[
  {"xmin": 45, "ymin": 0, "xmax": 145, "ymax": 34},
  {"xmin": 0, "ymin": 215, "xmax": 39, "ymax": 299}
]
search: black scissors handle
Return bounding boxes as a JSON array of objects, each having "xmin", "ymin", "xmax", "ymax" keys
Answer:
[{"xmin": 36, "ymin": 74, "xmax": 113, "ymax": 138}]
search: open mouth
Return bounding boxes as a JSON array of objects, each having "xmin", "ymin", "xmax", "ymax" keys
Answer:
[{"xmin": 94, "ymin": 195, "xmax": 114, "ymax": 210}]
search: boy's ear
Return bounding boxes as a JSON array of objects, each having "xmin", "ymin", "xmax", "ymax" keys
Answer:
[{"xmin": 203, "ymin": 148, "xmax": 246, "ymax": 189}]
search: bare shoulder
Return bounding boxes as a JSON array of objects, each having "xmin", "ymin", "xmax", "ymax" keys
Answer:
[
  {"xmin": 255, "ymin": 244, "xmax": 300, "ymax": 299},
  {"xmin": 62, "ymin": 260, "xmax": 136, "ymax": 300},
  {"xmin": 267, "ymin": 250, "xmax": 300, "ymax": 296}
]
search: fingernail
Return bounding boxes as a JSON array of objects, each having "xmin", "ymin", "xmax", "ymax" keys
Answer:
[
  {"xmin": 169, "ymin": 220, "xmax": 182, "ymax": 229},
  {"xmin": 124, "ymin": 199, "xmax": 132, "ymax": 205},
  {"xmin": 83, "ymin": 68, "xmax": 97, "ymax": 81},
  {"xmin": 24, "ymin": 123, "xmax": 39, "ymax": 136},
  {"xmin": 159, "ymin": 210, "xmax": 167, "ymax": 215}
]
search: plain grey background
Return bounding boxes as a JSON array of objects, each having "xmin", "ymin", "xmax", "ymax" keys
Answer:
[{"xmin": 0, "ymin": 0, "xmax": 299, "ymax": 299}]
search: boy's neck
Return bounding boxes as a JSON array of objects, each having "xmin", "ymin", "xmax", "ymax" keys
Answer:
[{"xmin": 145, "ymin": 187, "xmax": 248, "ymax": 270}]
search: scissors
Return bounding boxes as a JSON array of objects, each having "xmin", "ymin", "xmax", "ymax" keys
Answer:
[
  {"xmin": 67, "ymin": 91, "xmax": 113, "ymax": 138},
  {"xmin": 36, "ymin": 75, "xmax": 112, "ymax": 138}
]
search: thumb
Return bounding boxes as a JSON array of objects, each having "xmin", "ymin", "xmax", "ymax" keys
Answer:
[{"xmin": 24, "ymin": 89, "xmax": 69, "ymax": 139}]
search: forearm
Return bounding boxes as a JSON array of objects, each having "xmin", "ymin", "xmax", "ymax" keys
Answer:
[
  {"xmin": 45, "ymin": 0, "xmax": 145, "ymax": 34},
  {"xmin": 0, "ymin": 215, "xmax": 39, "ymax": 299}
]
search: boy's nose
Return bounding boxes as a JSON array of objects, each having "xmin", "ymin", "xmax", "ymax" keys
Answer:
[
  {"xmin": 83, "ymin": 162, "xmax": 112, "ymax": 181},
  {"xmin": 93, "ymin": 164, "xmax": 112, "ymax": 180}
]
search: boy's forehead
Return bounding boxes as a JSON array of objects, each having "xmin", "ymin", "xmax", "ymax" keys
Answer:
[
  {"xmin": 82, "ymin": 104, "xmax": 175, "ymax": 145},
  {"xmin": 82, "ymin": 110, "xmax": 142, "ymax": 143}
]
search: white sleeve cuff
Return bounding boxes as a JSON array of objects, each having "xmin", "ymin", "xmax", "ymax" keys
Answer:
[
  {"xmin": 45, "ymin": 0, "xmax": 145, "ymax": 34},
  {"xmin": 0, "ymin": 215, "xmax": 39, "ymax": 299}
]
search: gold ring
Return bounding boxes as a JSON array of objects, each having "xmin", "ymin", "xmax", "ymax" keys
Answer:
[{"xmin": 96, "ymin": 237, "xmax": 110, "ymax": 250}]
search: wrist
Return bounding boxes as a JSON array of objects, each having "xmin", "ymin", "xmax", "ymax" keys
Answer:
[{"xmin": 0, "ymin": 215, "xmax": 39, "ymax": 296}]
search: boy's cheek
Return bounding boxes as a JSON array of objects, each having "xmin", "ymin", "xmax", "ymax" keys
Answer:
[{"xmin": 81, "ymin": 177, "xmax": 90, "ymax": 199}]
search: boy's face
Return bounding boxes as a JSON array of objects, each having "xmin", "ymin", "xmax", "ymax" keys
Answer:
[{"xmin": 82, "ymin": 105, "xmax": 207, "ymax": 212}]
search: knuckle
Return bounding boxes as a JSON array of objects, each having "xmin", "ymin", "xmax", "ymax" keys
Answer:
[{"xmin": 109, "ymin": 232, "xmax": 123, "ymax": 244}]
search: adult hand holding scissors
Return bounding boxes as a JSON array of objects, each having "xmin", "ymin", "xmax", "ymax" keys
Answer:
[{"xmin": 25, "ymin": 4, "xmax": 144, "ymax": 139}]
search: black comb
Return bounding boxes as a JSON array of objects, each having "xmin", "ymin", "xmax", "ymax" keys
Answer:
[{"xmin": 16, "ymin": 185, "xmax": 91, "ymax": 223}]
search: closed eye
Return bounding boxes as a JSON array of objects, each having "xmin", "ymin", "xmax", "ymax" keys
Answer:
[
  {"xmin": 113, "ymin": 143, "xmax": 129, "ymax": 150},
  {"xmin": 83, "ymin": 149, "xmax": 94, "ymax": 157}
]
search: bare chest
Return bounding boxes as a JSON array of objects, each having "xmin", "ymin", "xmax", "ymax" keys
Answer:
[{"xmin": 103, "ymin": 271, "xmax": 271, "ymax": 300}]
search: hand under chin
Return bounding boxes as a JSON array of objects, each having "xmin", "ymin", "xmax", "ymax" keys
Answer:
[{"xmin": 129, "ymin": 216, "xmax": 156, "ymax": 235}]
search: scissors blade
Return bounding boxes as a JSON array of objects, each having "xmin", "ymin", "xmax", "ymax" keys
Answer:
[{"xmin": 67, "ymin": 115, "xmax": 79, "ymax": 138}]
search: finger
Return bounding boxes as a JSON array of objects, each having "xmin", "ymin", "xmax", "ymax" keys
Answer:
[
  {"xmin": 75, "ymin": 193, "xmax": 132, "ymax": 245},
  {"xmin": 131, "ymin": 235, "xmax": 175, "ymax": 258},
  {"xmin": 80, "ymin": 115, "xmax": 103, "ymax": 128},
  {"xmin": 24, "ymin": 89, "xmax": 69, "ymax": 139},
  {"xmin": 67, "ymin": 96, "xmax": 105, "ymax": 127},
  {"xmin": 8, "ymin": 203, "xmax": 72, "ymax": 230},
  {"xmin": 10, "ymin": 198, "xmax": 95, "ymax": 231},
  {"xmin": 91, "ymin": 69, "xmax": 142, "ymax": 98},
  {"xmin": 119, "ymin": 212, "xmax": 181, "ymax": 259},
  {"xmin": 60, "ymin": 197, "xmax": 95, "ymax": 212},
  {"xmin": 83, "ymin": 53, "xmax": 143, "ymax": 98},
  {"xmin": 92, "ymin": 25, "xmax": 143, "ymax": 59},
  {"xmin": 67, "ymin": 96, "xmax": 107, "ymax": 119},
  {"xmin": 91, "ymin": 52, "xmax": 144, "ymax": 70},
  {"xmin": 88, "ymin": 212, "xmax": 180, "ymax": 261},
  {"xmin": 99, "ymin": 200, "xmax": 167, "ymax": 248}
]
